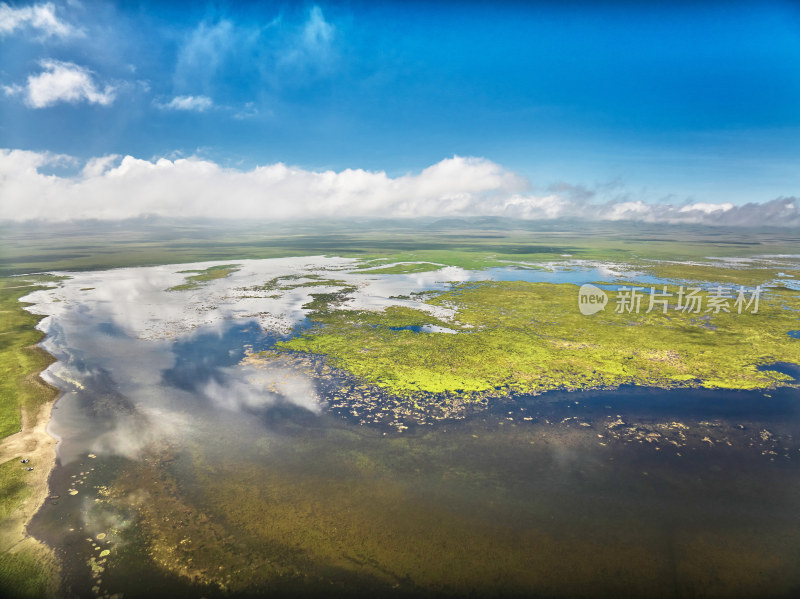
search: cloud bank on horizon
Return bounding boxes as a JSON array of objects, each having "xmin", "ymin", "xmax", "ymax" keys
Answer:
[{"xmin": 1, "ymin": 148, "xmax": 796, "ymax": 226}]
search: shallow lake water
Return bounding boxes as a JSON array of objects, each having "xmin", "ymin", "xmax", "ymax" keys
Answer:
[{"xmin": 21, "ymin": 257, "xmax": 800, "ymax": 598}]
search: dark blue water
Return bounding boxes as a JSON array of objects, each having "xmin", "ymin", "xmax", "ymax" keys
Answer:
[
  {"xmin": 162, "ymin": 318, "xmax": 312, "ymax": 393},
  {"xmin": 759, "ymin": 362, "xmax": 800, "ymax": 381},
  {"xmin": 501, "ymin": 383, "xmax": 800, "ymax": 421}
]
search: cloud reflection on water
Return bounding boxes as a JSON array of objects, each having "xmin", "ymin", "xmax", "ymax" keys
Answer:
[
  {"xmin": 21, "ymin": 255, "xmax": 670, "ymax": 465},
  {"xmin": 203, "ymin": 364, "xmax": 324, "ymax": 415}
]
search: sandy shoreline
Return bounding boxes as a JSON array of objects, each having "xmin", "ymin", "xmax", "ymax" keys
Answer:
[{"xmin": 0, "ymin": 345, "xmax": 61, "ymax": 587}]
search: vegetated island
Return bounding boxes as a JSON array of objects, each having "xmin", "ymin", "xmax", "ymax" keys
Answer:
[
  {"xmin": 167, "ymin": 264, "xmax": 240, "ymax": 291},
  {"xmin": 242, "ymin": 275, "xmax": 800, "ymax": 429}
]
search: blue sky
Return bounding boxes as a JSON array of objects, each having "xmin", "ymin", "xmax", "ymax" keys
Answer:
[{"xmin": 1, "ymin": 0, "xmax": 799, "ymax": 221}]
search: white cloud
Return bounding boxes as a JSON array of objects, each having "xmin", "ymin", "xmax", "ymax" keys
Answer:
[
  {"xmin": 157, "ymin": 95, "xmax": 213, "ymax": 112},
  {"xmin": 278, "ymin": 5, "xmax": 336, "ymax": 73},
  {"xmin": 80, "ymin": 154, "xmax": 120, "ymax": 178},
  {"xmin": 170, "ymin": 6, "xmax": 336, "ymax": 98},
  {"xmin": 173, "ymin": 19, "xmax": 235, "ymax": 92},
  {"xmin": 2, "ymin": 83, "xmax": 23, "ymax": 96},
  {"xmin": 0, "ymin": 1, "xmax": 79, "ymax": 38},
  {"xmin": 678, "ymin": 202, "xmax": 734, "ymax": 214},
  {"xmin": 303, "ymin": 6, "xmax": 333, "ymax": 51},
  {"xmin": 0, "ymin": 148, "xmax": 796, "ymax": 227},
  {"xmin": 14, "ymin": 60, "xmax": 115, "ymax": 108},
  {"xmin": 604, "ymin": 200, "xmax": 652, "ymax": 220}
]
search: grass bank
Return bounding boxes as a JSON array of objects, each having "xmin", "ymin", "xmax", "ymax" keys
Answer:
[{"xmin": 0, "ymin": 277, "xmax": 61, "ymax": 598}]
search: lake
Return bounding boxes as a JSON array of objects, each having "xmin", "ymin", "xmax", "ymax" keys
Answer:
[{"xmin": 22, "ymin": 257, "xmax": 800, "ymax": 598}]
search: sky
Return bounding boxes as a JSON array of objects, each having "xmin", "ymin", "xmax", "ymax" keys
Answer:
[{"xmin": 1, "ymin": 0, "xmax": 799, "ymax": 224}]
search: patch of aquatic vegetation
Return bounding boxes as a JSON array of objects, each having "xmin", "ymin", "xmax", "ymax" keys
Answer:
[
  {"xmin": 349, "ymin": 252, "xmax": 511, "ymax": 272},
  {"xmin": 242, "ymin": 351, "xmax": 481, "ymax": 430},
  {"xmin": 283, "ymin": 279, "xmax": 350, "ymax": 289},
  {"xmin": 167, "ymin": 264, "xmax": 240, "ymax": 291},
  {"xmin": 237, "ymin": 273, "xmax": 353, "ymax": 294},
  {"xmin": 301, "ymin": 286, "xmax": 359, "ymax": 316},
  {"xmin": 596, "ymin": 417, "xmax": 796, "ymax": 460},
  {"xmin": 106, "ymin": 452, "xmax": 240, "ymax": 590},
  {"xmin": 104, "ymin": 440, "xmax": 655, "ymax": 596},
  {"xmin": 643, "ymin": 262, "xmax": 800, "ymax": 288},
  {"xmin": 276, "ymin": 281, "xmax": 800, "ymax": 407},
  {"xmin": 102, "ymin": 414, "xmax": 800, "ymax": 596},
  {"xmin": 355, "ymin": 262, "xmax": 445, "ymax": 274},
  {"xmin": 15, "ymin": 273, "xmax": 71, "ymax": 284}
]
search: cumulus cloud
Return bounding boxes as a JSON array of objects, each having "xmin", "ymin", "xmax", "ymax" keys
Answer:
[
  {"xmin": 80, "ymin": 154, "xmax": 121, "ymax": 178},
  {"xmin": 0, "ymin": 1, "xmax": 79, "ymax": 38},
  {"xmin": 157, "ymin": 95, "xmax": 213, "ymax": 112},
  {"xmin": 0, "ymin": 148, "xmax": 796, "ymax": 227},
  {"xmin": 9, "ymin": 60, "xmax": 115, "ymax": 108}
]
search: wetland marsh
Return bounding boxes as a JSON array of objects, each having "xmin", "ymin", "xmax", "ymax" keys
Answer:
[{"xmin": 9, "ymin": 243, "xmax": 800, "ymax": 598}]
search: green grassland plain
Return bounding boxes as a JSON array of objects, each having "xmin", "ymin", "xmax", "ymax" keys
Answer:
[{"xmin": 3, "ymin": 217, "xmax": 800, "ymax": 276}]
